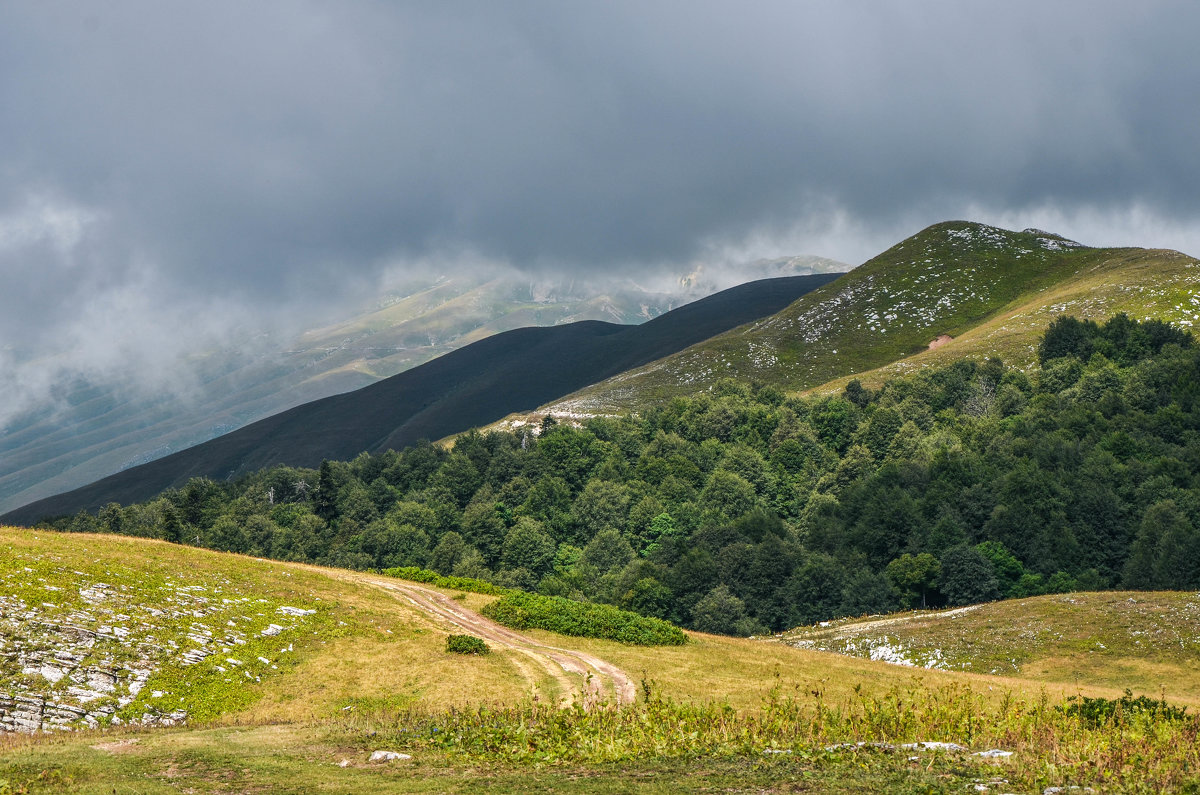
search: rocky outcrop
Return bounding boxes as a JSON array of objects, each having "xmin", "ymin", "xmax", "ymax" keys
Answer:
[{"xmin": 0, "ymin": 568, "xmax": 317, "ymax": 734}]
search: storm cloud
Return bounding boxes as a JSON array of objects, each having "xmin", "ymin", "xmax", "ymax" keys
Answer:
[{"xmin": 3, "ymin": 1, "xmax": 1200, "ymax": 418}]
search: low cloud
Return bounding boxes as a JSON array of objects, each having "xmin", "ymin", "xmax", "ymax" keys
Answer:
[{"xmin": 2, "ymin": 2, "xmax": 1199, "ymax": 426}]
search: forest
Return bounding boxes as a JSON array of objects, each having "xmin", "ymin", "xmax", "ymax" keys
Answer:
[{"xmin": 51, "ymin": 314, "xmax": 1200, "ymax": 637}]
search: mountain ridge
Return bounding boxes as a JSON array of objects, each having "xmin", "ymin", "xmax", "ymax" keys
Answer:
[
  {"xmin": 0, "ymin": 257, "xmax": 845, "ymax": 514},
  {"xmin": 3, "ymin": 273, "xmax": 838, "ymax": 524},
  {"xmin": 538, "ymin": 221, "xmax": 1199, "ymax": 416}
]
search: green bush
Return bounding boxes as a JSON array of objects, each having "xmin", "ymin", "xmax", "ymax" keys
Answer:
[
  {"xmin": 382, "ymin": 566, "xmax": 511, "ymax": 596},
  {"xmin": 1060, "ymin": 690, "xmax": 1187, "ymax": 727},
  {"xmin": 481, "ymin": 591, "xmax": 686, "ymax": 646},
  {"xmin": 446, "ymin": 634, "xmax": 490, "ymax": 655}
]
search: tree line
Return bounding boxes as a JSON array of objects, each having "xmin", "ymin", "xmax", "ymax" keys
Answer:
[{"xmin": 52, "ymin": 314, "xmax": 1200, "ymax": 636}]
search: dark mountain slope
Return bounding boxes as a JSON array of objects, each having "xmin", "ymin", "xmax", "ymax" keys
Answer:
[{"xmin": 5, "ymin": 273, "xmax": 838, "ymax": 524}]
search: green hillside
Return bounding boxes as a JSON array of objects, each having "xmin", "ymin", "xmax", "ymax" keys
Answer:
[
  {"xmin": 541, "ymin": 221, "xmax": 1199, "ymax": 416},
  {"xmin": 4, "ymin": 527, "xmax": 1200, "ymax": 793}
]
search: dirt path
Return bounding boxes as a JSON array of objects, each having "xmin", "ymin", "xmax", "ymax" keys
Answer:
[
  {"xmin": 782, "ymin": 605, "xmax": 980, "ymax": 644},
  {"xmin": 361, "ymin": 578, "xmax": 637, "ymax": 706}
]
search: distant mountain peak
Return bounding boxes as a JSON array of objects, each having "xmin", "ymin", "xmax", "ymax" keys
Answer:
[{"xmin": 541, "ymin": 220, "xmax": 1197, "ymax": 418}]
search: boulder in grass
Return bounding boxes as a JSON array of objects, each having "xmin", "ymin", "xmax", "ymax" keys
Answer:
[{"xmin": 369, "ymin": 750, "xmax": 411, "ymax": 762}]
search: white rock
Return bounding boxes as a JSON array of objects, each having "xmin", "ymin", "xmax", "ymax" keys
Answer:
[
  {"xmin": 278, "ymin": 606, "xmax": 315, "ymax": 617},
  {"xmin": 975, "ymin": 749, "xmax": 1014, "ymax": 758},
  {"xmin": 86, "ymin": 670, "xmax": 118, "ymax": 692},
  {"xmin": 39, "ymin": 664, "xmax": 66, "ymax": 683},
  {"xmin": 899, "ymin": 741, "xmax": 966, "ymax": 752},
  {"xmin": 369, "ymin": 750, "xmax": 411, "ymax": 762}
]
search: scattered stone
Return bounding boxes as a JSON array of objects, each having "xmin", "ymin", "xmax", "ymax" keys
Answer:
[
  {"xmin": 369, "ymin": 750, "xmax": 412, "ymax": 762},
  {"xmin": 3, "ymin": 559, "xmax": 312, "ymax": 736},
  {"xmin": 899, "ymin": 741, "xmax": 966, "ymax": 752},
  {"xmin": 824, "ymin": 740, "xmax": 968, "ymax": 754},
  {"xmin": 974, "ymin": 749, "xmax": 1014, "ymax": 758},
  {"xmin": 38, "ymin": 663, "xmax": 66, "ymax": 683}
]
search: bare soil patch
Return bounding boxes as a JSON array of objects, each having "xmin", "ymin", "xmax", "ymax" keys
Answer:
[
  {"xmin": 928, "ymin": 334, "xmax": 953, "ymax": 350},
  {"xmin": 365, "ymin": 579, "xmax": 637, "ymax": 706}
]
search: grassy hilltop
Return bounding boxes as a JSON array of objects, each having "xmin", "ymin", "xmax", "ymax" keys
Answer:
[
  {"xmin": 540, "ymin": 221, "xmax": 1200, "ymax": 416},
  {"xmin": 3, "ymin": 527, "xmax": 1200, "ymax": 792}
]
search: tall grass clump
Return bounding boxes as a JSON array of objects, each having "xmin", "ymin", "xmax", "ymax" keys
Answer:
[
  {"xmin": 329, "ymin": 682, "xmax": 1200, "ymax": 792},
  {"xmin": 481, "ymin": 591, "xmax": 686, "ymax": 646}
]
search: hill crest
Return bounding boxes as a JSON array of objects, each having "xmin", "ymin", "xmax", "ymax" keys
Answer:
[{"xmin": 541, "ymin": 220, "xmax": 1197, "ymax": 415}]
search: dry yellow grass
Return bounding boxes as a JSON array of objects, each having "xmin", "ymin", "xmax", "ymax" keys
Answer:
[
  {"xmin": 9, "ymin": 528, "xmax": 1200, "ymax": 793},
  {"xmin": 521, "ymin": 627, "xmax": 1156, "ymax": 714},
  {"xmin": 6, "ymin": 526, "xmax": 1198, "ymax": 731}
]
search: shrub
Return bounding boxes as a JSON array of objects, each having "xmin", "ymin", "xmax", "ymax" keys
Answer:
[
  {"xmin": 1060, "ymin": 690, "xmax": 1187, "ymax": 727},
  {"xmin": 446, "ymin": 634, "xmax": 490, "ymax": 655},
  {"xmin": 481, "ymin": 591, "xmax": 686, "ymax": 646},
  {"xmin": 382, "ymin": 566, "xmax": 510, "ymax": 596}
]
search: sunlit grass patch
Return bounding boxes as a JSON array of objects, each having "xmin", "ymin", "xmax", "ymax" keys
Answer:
[{"xmin": 323, "ymin": 681, "xmax": 1200, "ymax": 793}]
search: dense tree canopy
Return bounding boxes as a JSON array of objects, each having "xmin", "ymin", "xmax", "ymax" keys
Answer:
[{"xmin": 54, "ymin": 315, "xmax": 1200, "ymax": 636}]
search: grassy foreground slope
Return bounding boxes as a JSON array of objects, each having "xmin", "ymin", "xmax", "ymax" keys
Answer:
[
  {"xmin": 543, "ymin": 221, "xmax": 1200, "ymax": 416},
  {"xmin": 0, "ymin": 524, "xmax": 1113, "ymax": 722},
  {"xmin": 4, "ymin": 529, "xmax": 1200, "ymax": 791},
  {"xmin": 0, "ymin": 526, "xmax": 538, "ymax": 730}
]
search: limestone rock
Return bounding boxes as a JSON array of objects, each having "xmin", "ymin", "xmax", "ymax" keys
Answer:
[{"xmin": 369, "ymin": 750, "xmax": 412, "ymax": 762}]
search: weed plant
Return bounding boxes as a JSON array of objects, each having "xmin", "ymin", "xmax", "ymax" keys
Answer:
[{"xmin": 1060, "ymin": 689, "xmax": 1187, "ymax": 727}]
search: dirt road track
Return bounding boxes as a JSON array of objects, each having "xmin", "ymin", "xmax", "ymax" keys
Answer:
[{"xmin": 364, "ymin": 578, "xmax": 637, "ymax": 706}]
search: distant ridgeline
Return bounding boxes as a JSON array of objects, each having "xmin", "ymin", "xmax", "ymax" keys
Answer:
[
  {"xmin": 45, "ymin": 315, "xmax": 1199, "ymax": 636},
  {"xmin": 3, "ymin": 273, "xmax": 838, "ymax": 524}
]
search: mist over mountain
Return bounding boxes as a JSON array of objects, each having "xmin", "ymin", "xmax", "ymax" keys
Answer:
[
  {"xmin": 4, "ymin": 273, "xmax": 839, "ymax": 524},
  {"xmin": 0, "ymin": 256, "xmax": 844, "ymax": 515}
]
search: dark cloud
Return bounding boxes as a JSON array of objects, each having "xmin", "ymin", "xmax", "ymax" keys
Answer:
[{"xmin": 2, "ymin": 1, "xmax": 1199, "ymax": 416}]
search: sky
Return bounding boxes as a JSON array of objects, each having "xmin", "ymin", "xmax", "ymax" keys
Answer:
[{"xmin": 3, "ymin": 1, "xmax": 1200, "ymax": 422}]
